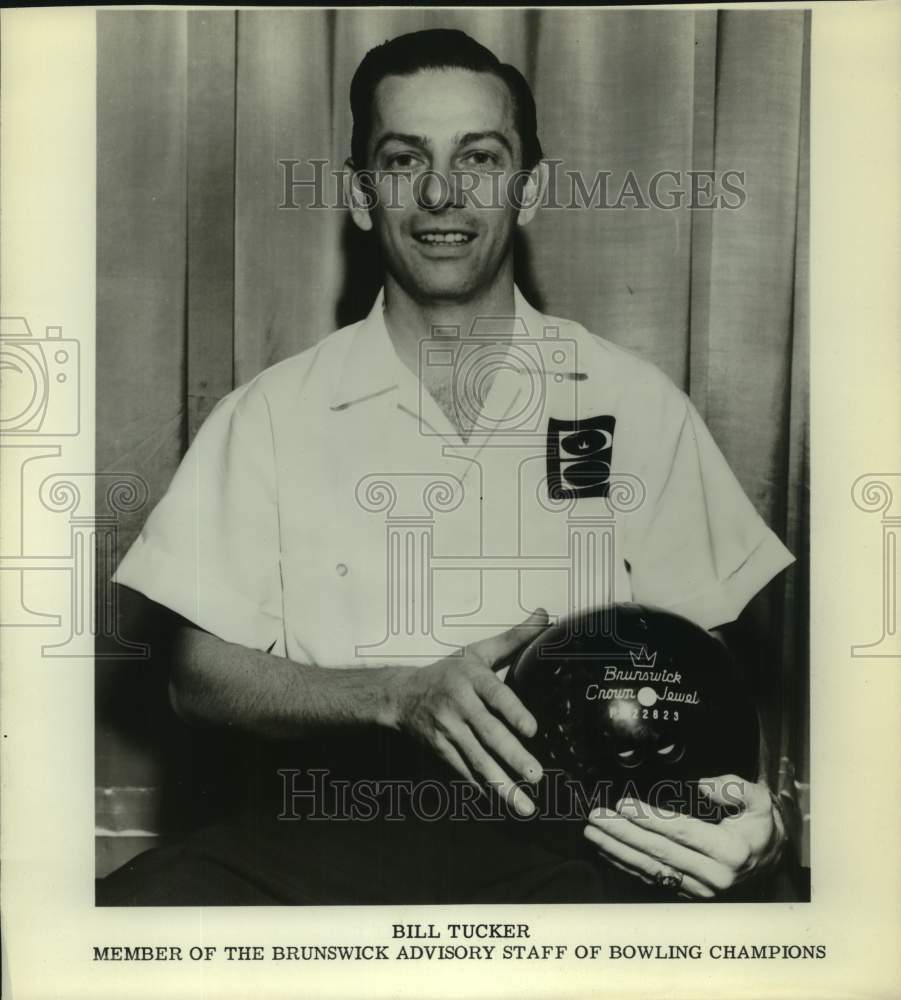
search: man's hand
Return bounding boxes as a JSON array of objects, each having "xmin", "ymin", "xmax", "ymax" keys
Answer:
[
  {"xmin": 583, "ymin": 774, "xmax": 785, "ymax": 899},
  {"xmin": 387, "ymin": 609, "xmax": 550, "ymax": 817}
]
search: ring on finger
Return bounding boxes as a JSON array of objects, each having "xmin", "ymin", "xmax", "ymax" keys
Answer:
[{"xmin": 653, "ymin": 865, "xmax": 684, "ymax": 890}]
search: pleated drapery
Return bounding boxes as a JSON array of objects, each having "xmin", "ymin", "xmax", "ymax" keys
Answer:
[{"xmin": 96, "ymin": 9, "xmax": 810, "ymax": 872}]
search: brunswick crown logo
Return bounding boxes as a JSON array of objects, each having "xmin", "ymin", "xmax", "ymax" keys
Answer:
[{"xmin": 629, "ymin": 646, "xmax": 658, "ymax": 669}]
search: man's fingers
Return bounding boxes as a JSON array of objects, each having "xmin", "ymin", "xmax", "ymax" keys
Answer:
[
  {"xmin": 587, "ymin": 808, "xmax": 735, "ymax": 893},
  {"xmin": 603, "ymin": 854, "xmax": 656, "ymax": 887},
  {"xmin": 447, "ymin": 722, "xmax": 536, "ymax": 817},
  {"xmin": 475, "ymin": 674, "xmax": 538, "ymax": 740},
  {"xmin": 615, "ymin": 798, "xmax": 749, "ymax": 870},
  {"xmin": 432, "ymin": 732, "xmax": 478, "ymax": 787},
  {"xmin": 464, "ymin": 697, "xmax": 543, "ymax": 784},
  {"xmin": 583, "ymin": 823, "xmax": 714, "ymax": 899},
  {"xmin": 468, "ymin": 609, "xmax": 549, "ymax": 669}
]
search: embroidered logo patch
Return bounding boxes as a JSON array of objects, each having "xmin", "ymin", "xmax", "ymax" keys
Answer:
[{"xmin": 546, "ymin": 415, "xmax": 616, "ymax": 499}]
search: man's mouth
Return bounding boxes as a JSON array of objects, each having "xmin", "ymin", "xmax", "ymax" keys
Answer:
[{"xmin": 413, "ymin": 230, "xmax": 476, "ymax": 245}]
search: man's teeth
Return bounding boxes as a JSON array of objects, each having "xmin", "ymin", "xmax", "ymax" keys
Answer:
[{"xmin": 415, "ymin": 232, "xmax": 473, "ymax": 244}]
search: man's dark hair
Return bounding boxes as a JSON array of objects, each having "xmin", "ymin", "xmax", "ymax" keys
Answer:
[{"xmin": 350, "ymin": 28, "xmax": 543, "ymax": 170}]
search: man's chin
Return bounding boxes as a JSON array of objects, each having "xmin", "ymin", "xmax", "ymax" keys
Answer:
[{"xmin": 402, "ymin": 268, "xmax": 489, "ymax": 304}]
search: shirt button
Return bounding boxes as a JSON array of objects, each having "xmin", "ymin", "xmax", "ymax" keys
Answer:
[{"xmin": 336, "ymin": 563, "xmax": 348, "ymax": 577}]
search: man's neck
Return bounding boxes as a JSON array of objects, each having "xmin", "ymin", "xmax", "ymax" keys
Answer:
[
  {"xmin": 382, "ymin": 272, "xmax": 519, "ymax": 442},
  {"xmin": 382, "ymin": 273, "xmax": 517, "ymax": 376}
]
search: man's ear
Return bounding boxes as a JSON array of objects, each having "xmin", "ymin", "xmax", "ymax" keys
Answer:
[
  {"xmin": 516, "ymin": 160, "xmax": 549, "ymax": 228},
  {"xmin": 344, "ymin": 158, "xmax": 374, "ymax": 233}
]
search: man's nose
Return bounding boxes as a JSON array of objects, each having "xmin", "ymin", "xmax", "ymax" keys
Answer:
[{"xmin": 414, "ymin": 167, "xmax": 464, "ymax": 212}]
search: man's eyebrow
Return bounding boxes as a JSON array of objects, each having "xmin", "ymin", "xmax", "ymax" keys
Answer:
[
  {"xmin": 455, "ymin": 131, "xmax": 514, "ymax": 156},
  {"xmin": 372, "ymin": 132, "xmax": 431, "ymax": 156}
]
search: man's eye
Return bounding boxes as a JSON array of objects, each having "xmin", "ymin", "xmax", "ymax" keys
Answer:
[
  {"xmin": 460, "ymin": 150, "xmax": 498, "ymax": 169},
  {"xmin": 385, "ymin": 153, "xmax": 421, "ymax": 170}
]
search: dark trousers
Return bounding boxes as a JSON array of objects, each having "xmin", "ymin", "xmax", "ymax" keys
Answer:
[{"xmin": 97, "ymin": 729, "xmax": 790, "ymax": 906}]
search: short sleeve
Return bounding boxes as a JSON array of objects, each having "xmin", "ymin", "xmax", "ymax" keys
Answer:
[
  {"xmin": 112, "ymin": 382, "xmax": 284, "ymax": 651},
  {"xmin": 626, "ymin": 395, "xmax": 794, "ymax": 630}
]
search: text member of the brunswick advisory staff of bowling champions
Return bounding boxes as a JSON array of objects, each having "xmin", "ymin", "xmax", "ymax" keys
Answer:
[{"xmin": 100, "ymin": 29, "xmax": 796, "ymax": 906}]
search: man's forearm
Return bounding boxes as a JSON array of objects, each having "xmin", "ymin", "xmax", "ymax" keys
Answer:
[
  {"xmin": 169, "ymin": 624, "xmax": 410, "ymax": 739},
  {"xmin": 166, "ymin": 612, "xmax": 548, "ymax": 817}
]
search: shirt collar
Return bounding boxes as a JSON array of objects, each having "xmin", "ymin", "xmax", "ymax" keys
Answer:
[
  {"xmin": 328, "ymin": 286, "xmax": 549, "ymax": 411},
  {"xmin": 328, "ymin": 289, "xmax": 400, "ymax": 411}
]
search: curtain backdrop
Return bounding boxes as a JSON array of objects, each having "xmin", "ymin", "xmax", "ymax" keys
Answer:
[{"xmin": 96, "ymin": 9, "xmax": 810, "ymax": 876}]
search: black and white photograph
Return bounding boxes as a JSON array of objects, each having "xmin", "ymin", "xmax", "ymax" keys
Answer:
[
  {"xmin": 2, "ymin": 4, "xmax": 900, "ymax": 999},
  {"xmin": 93, "ymin": 8, "xmax": 810, "ymax": 907}
]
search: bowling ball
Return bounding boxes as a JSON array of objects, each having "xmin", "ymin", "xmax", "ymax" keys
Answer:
[{"xmin": 506, "ymin": 604, "xmax": 759, "ymax": 821}]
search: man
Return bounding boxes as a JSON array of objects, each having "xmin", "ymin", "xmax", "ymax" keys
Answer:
[{"xmin": 101, "ymin": 29, "xmax": 794, "ymax": 905}]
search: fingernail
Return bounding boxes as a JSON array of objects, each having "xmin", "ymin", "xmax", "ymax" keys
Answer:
[
  {"xmin": 517, "ymin": 796, "xmax": 536, "ymax": 817},
  {"xmin": 526, "ymin": 763, "xmax": 542, "ymax": 782}
]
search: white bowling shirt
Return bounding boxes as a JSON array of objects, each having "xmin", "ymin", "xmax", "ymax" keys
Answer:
[{"xmin": 114, "ymin": 288, "xmax": 794, "ymax": 668}]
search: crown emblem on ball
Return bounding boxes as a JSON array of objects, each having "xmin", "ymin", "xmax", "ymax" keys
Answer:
[{"xmin": 629, "ymin": 646, "xmax": 658, "ymax": 668}]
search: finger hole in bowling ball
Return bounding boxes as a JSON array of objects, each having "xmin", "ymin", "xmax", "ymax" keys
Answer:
[
  {"xmin": 655, "ymin": 741, "xmax": 686, "ymax": 764},
  {"xmin": 614, "ymin": 747, "xmax": 644, "ymax": 770}
]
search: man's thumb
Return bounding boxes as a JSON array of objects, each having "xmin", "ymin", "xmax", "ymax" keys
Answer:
[
  {"xmin": 520, "ymin": 608, "xmax": 550, "ymax": 629},
  {"xmin": 698, "ymin": 774, "xmax": 769, "ymax": 813},
  {"xmin": 474, "ymin": 608, "xmax": 550, "ymax": 669}
]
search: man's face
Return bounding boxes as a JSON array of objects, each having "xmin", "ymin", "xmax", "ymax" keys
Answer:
[{"xmin": 357, "ymin": 68, "xmax": 528, "ymax": 304}]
